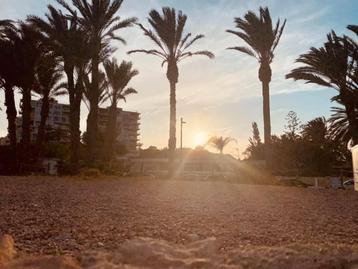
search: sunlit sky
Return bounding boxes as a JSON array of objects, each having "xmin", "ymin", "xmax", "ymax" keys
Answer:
[{"xmin": 0, "ymin": 0, "xmax": 357, "ymax": 157}]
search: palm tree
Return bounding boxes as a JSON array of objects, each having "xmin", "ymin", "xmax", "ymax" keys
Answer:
[
  {"xmin": 13, "ymin": 22, "xmax": 43, "ymax": 160},
  {"xmin": 286, "ymin": 31, "xmax": 358, "ymax": 146},
  {"xmin": 82, "ymin": 71, "xmax": 109, "ymax": 111},
  {"xmin": 0, "ymin": 20, "xmax": 18, "ymax": 163},
  {"xmin": 103, "ymin": 59, "xmax": 138, "ymax": 162},
  {"xmin": 226, "ymin": 7, "xmax": 286, "ymax": 165},
  {"xmin": 33, "ymin": 54, "xmax": 66, "ymax": 156},
  {"xmin": 207, "ymin": 136, "xmax": 236, "ymax": 154},
  {"xmin": 329, "ymin": 105, "xmax": 354, "ymax": 144},
  {"xmin": 57, "ymin": 0, "xmax": 137, "ymax": 163},
  {"xmin": 128, "ymin": 7, "xmax": 214, "ymax": 173},
  {"xmin": 29, "ymin": 6, "xmax": 90, "ymax": 167}
]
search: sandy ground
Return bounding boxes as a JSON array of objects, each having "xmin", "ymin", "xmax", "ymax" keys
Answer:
[{"xmin": 0, "ymin": 177, "xmax": 358, "ymax": 268}]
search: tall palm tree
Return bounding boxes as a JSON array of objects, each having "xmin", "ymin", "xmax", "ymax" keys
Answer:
[
  {"xmin": 34, "ymin": 54, "xmax": 66, "ymax": 156},
  {"xmin": 0, "ymin": 20, "xmax": 18, "ymax": 163},
  {"xmin": 82, "ymin": 71, "xmax": 109, "ymax": 110},
  {"xmin": 207, "ymin": 136, "xmax": 236, "ymax": 155},
  {"xmin": 57, "ymin": 0, "xmax": 137, "ymax": 163},
  {"xmin": 286, "ymin": 31, "xmax": 358, "ymax": 146},
  {"xmin": 29, "ymin": 6, "xmax": 90, "ymax": 166},
  {"xmin": 226, "ymin": 7, "xmax": 286, "ymax": 165},
  {"xmin": 128, "ymin": 7, "xmax": 214, "ymax": 172},
  {"xmin": 14, "ymin": 23, "xmax": 43, "ymax": 160},
  {"xmin": 103, "ymin": 59, "xmax": 138, "ymax": 162}
]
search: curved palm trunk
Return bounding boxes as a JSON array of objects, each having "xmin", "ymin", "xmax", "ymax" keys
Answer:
[
  {"xmin": 65, "ymin": 64, "xmax": 81, "ymax": 168},
  {"xmin": 105, "ymin": 104, "xmax": 118, "ymax": 163},
  {"xmin": 87, "ymin": 54, "xmax": 99, "ymax": 164},
  {"xmin": 21, "ymin": 89, "xmax": 32, "ymax": 161},
  {"xmin": 168, "ymin": 80, "xmax": 177, "ymax": 174},
  {"xmin": 4, "ymin": 84, "xmax": 17, "ymax": 166},
  {"xmin": 36, "ymin": 95, "xmax": 50, "ymax": 157},
  {"xmin": 342, "ymin": 93, "xmax": 358, "ymax": 146}
]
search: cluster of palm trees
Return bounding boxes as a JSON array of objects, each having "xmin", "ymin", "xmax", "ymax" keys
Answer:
[
  {"xmin": 0, "ymin": 1, "xmax": 357, "ymax": 174},
  {"xmin": 0, "ymin": 0, "xmax": 139, "ymax": 170}
]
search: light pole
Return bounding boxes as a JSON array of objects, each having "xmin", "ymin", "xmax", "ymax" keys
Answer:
[{"xmin": 180, "ymin": 117, "xmax": 186, "ymax": 150}]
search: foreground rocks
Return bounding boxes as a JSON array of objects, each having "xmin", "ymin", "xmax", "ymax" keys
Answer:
[
  {"xmin": 1, "ymin": 177, "xmax": 358, "ymax": 268},
  {"xmin": 1, "ymin": 235, "xmax": 358, "ymax": 269}
]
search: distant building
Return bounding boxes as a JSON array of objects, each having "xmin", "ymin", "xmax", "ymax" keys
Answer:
[
  {"xmin": 98, "ymin": 107, "xmax": 141, "ymax": 158},
  {"xmin": 14, "ymin": 100, "xmax": 141, "ymax": 158},
  {"xmin": 16, "ymin": 99, "xmax": 70, "ymax": 143}
]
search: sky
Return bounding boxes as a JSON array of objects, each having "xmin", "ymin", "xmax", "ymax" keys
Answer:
[{"xmin": 0, "ymin": 0, "xmax": 357, "ymax": 157}]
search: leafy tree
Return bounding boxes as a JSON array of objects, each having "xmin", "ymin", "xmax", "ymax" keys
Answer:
[
  {"xmin": 128, "ymin": 7, "xmax": 214, "ymax": 173},
  {"xmin": 284, "ymin": 111, "xmax": 301, "ymax": 139},
  {"xmin": 227, "ymin": 7, "xmax": 286, "ymax": 165},
  {"xmin": 244, "ymin": 122, "xmax": 265, "ymax": 160}
]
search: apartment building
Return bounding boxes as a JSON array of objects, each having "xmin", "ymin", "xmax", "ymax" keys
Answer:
[
  {"xmin": 16, "ymin": 99, "xmax": 71, "ymax": 143},
  {"xmin": 98, "ymin": 107, "xmax": 140, "ymax": 158},
  {"xmin": 14, "ymin": 100, "xmax": 140, "ymax": 158}
]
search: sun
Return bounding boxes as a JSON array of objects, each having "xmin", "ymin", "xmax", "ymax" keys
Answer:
[{"xmin": 194, "ymin": 132, "xmax": 208, "ymax": 146}]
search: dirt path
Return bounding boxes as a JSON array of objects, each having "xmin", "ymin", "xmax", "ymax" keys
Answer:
[{"xmin": 0, "ymin": 177, "xmax": 357, "ymax": 268}]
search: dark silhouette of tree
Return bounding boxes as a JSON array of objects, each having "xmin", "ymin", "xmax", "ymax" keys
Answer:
[
  {"xmin": 286, "ymin": 31, "xmax": 358, "ymax": 146},
  {"xmin": 348, "ymin": 25, "xmax": 358, "ymax": 36},
  {"xmin": 128, "ymin": 7, "xmax": 214, "ymax": 173},
  {"xmin": 284, "ymin": 111, "xmax": 301, "ymax": 139},
  {"xmin": 226, "ymin": 7, "xmax": 286, "ymax": 166},
  {"xmin": 329, "ymin": 105, "xmax": 352, "ymax": 144},
  {"xmin": 103, "ymin": 59, "xmax": 138, "ymax": 162},
  {"xmin": 34, "ymin": 54, "xmax": 66, "ymax": 157},
  {"xmin": 244, "ymin": 122, "xmax": 265, "ymax": 160},
  {"xmin": 57, "ymin": 0, "xmax": 137, "ymax": 164},
  {"xmin": 207, "ymin": 136, "xmax": 236, "ymax": 154},
  {"xmin": 82, "ymin": 71, "xmax": 109, "ymax": 110},
  {"xmin": 0, "ymin": 20, "xmax": 18, "ymax": 162},
  {"xmin": 12, "ymin": 23, "xmax": 43, "ymax": 161},
  {"xmin": 29, "ymin": 6, "xmax": 90, "ymax": 167}
]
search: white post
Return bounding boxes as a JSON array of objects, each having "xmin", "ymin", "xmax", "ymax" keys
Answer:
[{"xmin": 352, "ymin": 145, "xmax": 358, "ymax": 191}]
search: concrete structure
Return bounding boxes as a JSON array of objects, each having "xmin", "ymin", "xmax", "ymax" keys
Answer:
[
  {"xmin": 16, "ymin": 100, "xmax": 70, "ymax": 143},
  {"xmin": 352, "ymin": 145, "xmax": 358, "ymax": 191},
  {"xmin": 98, "ymin": 107, "xmax": 140, "ymax": 158}
]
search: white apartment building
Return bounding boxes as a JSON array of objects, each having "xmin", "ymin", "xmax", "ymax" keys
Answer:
[
  {"xmin": 98, "ymin": 107, "xmax": 140, "ymax": 158},
  {"xmin": 16, "ymin": 100, "xmax": 71, "ymax": 143},
  {"xmin": 15, "ymin": 100, "xmax": 141, "ymax": 158}
]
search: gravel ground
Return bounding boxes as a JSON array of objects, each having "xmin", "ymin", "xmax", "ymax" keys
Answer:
[{"xmin": 0, "ymin": 176, "xmax": 358, "ymax": 268}]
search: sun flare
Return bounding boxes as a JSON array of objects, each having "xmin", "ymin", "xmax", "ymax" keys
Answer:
[{"xmin": 194, "ymin": 132, "xmax": 208, "ymax": 146}]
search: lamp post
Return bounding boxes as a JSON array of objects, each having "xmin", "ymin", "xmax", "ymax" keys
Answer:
[{"xmin": 180, "ymin": 117, "xmax": 186, "ymax": 150}]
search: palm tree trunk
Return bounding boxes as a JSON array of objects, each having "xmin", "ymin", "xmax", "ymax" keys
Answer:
[
  {"xmin": 259, "ymin": 62, "xmax": 272, "ymax": 168},
  {"xmin": 64, "ymin": 64, "xmax": 81, "ymax": 168},
  {"xmin": 105, "ymin": 104, "xmax": 117, "ymax": 163},
  {"xmin": 70, "ymin": 94, "xmax": 81, "ymax": 167},
  {"xmin": 4, "ymin": 84, "xmax": 17, "ymax": 167},
  {"xmin": 87, "ymin": 54, "xmax": 99, "ymax": 164},
  {"xmin": 21, "ymin": 89, "xmax": 32, "ymax": 160},
  {"xmin": 262, "ymin": 80, "xmax": 272, "ymax": 145},
  {"xmin": 36, "ymin": 95, "xmax": 50, "ymax": 157},
  {"xmin": 342, "ymin": 96, "xmax": 358, "ymax": 146},
  {"xmin": 168, "ymin": 80, "xmax": 177, "ymax": 175}
]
